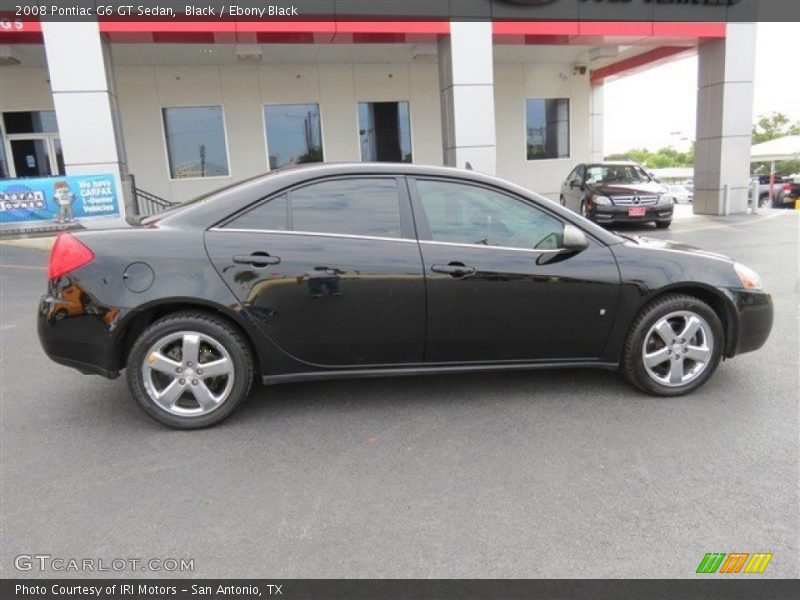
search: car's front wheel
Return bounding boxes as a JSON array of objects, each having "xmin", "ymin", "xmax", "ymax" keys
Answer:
[
  {"xmin": 621, "ymin": 294, "xmax": 723, "ymax": 396},
  {"xmin": 655, "ymin": 220, "xmax": 672, "ymax": 229},
  {"xmin": 126, "ymin": 311, "xmax": 253, "ymax": 428},
  {"xmin": 580, "ymin": 200, "xmax": 592, "ymax": 221}
]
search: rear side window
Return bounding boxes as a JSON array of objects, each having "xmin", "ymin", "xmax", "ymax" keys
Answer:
[
  {"xmin": 224, "ymin": 178, "xmax": 402, "ymax": 239},
  {"xmin": 290, "ymin": 178, "xmax": 401, "ymax": 238},
  {"xmin": 226, "ymin": 194, "xmax": 289, "ymax": 230}
]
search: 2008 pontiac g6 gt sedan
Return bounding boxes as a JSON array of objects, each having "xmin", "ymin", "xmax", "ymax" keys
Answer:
[{"xmin": 38, "ymin": 164, "xmax": 773, "ymax": 428}]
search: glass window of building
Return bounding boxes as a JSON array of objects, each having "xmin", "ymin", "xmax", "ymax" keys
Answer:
[
  {"xmin": 264, "ymin": 104, "xmax": 323, "ymax": 170},
  {"xmin": 358, "ymin": 102, "xmax": 412, "ymax": 163},
  {"xmin": 525, "ymin": 99, "xmax": 570, "ymax": 160},
  {"xmin": 162, "ymin": 106, "xmax": 229, "ymax": 179}
]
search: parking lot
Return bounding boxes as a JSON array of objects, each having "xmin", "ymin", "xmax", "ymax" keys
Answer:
[{"xmin": 1, "ymin": 210, "xmax": 798, "ymax": 579}]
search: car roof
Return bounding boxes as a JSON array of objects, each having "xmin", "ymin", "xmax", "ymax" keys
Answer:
[{"xmin": 587, "ymin": 161, "xmax": 641, "ymax": 166}]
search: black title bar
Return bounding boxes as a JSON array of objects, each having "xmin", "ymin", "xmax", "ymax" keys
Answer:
[{"xmin": 0, "ymin": 0, "xmax": 799, "ymax": 23}]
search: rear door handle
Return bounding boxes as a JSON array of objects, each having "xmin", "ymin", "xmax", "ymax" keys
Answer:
[
  {"xmin": 233, "ymin": 252, "xmax": 281, "ymax": 267},
  {"xmin": 431, "ymin": 263, "xmax": 476, "ymax": 277}
]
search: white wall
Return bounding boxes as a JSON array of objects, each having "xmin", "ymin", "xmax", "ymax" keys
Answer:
[
  {"xmin": 0, "ymin": 67, "xmax": 54, "ymax": 112},
  {"xmin": 494, "ymin": 61, "xmax": 591, "ymax": 201},
  {"xmin": 0, "ymin": 49, "xmax": 592, "ymax": 204},
  {"xmin": 113, "ymin": 62, "xmax": 443, "ymax": 203}
]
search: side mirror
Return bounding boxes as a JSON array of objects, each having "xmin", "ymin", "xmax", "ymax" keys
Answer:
[{"xmin": 562, "ymin": 224, "xmax": 589, "ymax": 252}]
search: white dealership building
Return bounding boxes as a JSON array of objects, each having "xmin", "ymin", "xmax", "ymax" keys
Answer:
[{"xmin": 0, "ymin": 16, "xmax": 757, "ymax": 224}]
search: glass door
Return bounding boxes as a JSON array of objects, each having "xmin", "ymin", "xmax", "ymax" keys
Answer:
[{"xmin": 6, "ymin": 135, "xmax": 63, "ymax": 178}]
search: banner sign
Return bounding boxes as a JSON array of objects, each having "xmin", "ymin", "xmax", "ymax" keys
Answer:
[{"xmin": 0, "ymin": 173, "xmax": 121, "ymax": 226}]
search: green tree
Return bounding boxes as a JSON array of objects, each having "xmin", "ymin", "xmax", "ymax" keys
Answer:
[
  {"xmin": 605, "ymin": 145, "xmax": 694, "ymax": 169},
  {"xmin": 751, "ymin": 112, "xmax": 800, "ymax": 175}
]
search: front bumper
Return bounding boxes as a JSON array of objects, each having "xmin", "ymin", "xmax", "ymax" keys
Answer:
[
  {"xmin": 592, "ymin": 203, "xmax": 673, "ymax": 223},
  {"xmin": 726, "ymin": 288, "xmax": 774, "ymax": 357}
]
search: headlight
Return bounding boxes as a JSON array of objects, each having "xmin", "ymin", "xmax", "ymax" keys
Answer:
[
  {"xmin": 592, "ymin": 195, "xmax": 612, "ymax": 206},
  {"xmin": 658, "ymin": 194, "xmax": 673, "ymax": 205},
  {"xmin": 734, "ymin": 263, "xmax": 763, "ymax": 290}
]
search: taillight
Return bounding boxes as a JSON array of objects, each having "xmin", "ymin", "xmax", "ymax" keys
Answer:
[
  {"xmin": 48, "ymin": 233, "xmax": 95, "ymax": 280},
  {"xmin": 783, "ymin": 183, "xmax": 792, "ymax": 193}
]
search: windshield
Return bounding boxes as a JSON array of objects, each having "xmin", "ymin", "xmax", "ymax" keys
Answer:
[{"xmin": 585, "ymin": 164, "xmax": 652, "ymax": 185}]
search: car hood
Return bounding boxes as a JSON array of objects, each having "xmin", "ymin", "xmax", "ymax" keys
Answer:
[
  {"xmin": 587, "ymin": 182, "xmax": 666, "ymax": 196},
  {"xmin": 621, "ymin": 235, "xmax": 733, "ymax": 262}
]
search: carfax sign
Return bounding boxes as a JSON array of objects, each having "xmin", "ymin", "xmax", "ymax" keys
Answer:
[{"xmin": 0, "ymin": 173, "xmax": 121, "ymax": 226}]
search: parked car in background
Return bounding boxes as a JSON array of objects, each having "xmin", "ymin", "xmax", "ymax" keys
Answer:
[
  {"xmin": 749, "ymin": 175, "xmax": 788, "ymax": 208},
  {"xmin": 663, "ymin": 184, "xmax": 694, "ymax": 204},
  {"xmin": 560, "ymin": 161, "xmax": 673, "ymax": 228},
  {"xmin": 38, "ymin": 164, "xmax": 772, "ymax": 428},
  {"xmin": 785, "ymin": 176, "xmax": 800, "ymax": 207}
]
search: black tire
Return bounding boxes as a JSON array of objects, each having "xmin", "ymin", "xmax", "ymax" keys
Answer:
[
  {"xmin": 621, "ymin": 294, "xmax": 724, "ymax": 397},
  {"xmin": 580, "ymin": 200, "xmax": 592, "ymax": 221},
  {"xmin": 655, "ymin": 220, "xmax": 672, "ymax": 229},
  {"xmin": 126, "ymin": 311, "xmax": 254, "ymax": 429}
]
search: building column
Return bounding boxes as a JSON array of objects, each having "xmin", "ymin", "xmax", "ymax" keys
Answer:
[
  {"xmin": 41, "ymin": 21, "xmax": 130, "ymax": 226},
  {"xmin": 438, "ymin": 21, "xmax": 496, "ymax": 174},
  {"xmin": 589, "ymin": 84, "xmax": 604, "ymax": 163},
  {"xmin": 694, "ymin": 23, "xmax": 757, "ymax": 215}
]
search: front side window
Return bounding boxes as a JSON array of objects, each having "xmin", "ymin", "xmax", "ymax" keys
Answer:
[
  {"xmin": 415, "ymin": 180, "xmax": 565, "ymax": 251},
  {"xmin": 526, "ymin": 98, "xmax": 570, "ymax": 160},
  {"xmin": 358, "ymin": 102, "xmax": 412, "ymax": 163},
  {"xmin": 163, "ymin": 106, "xmax": 229, "ymax": 179},
  {"xmin": 291, "ymin": 178, "xmax": 401, "ymax": 238},
  {"xmin": 585, "ymin": 164, "xmax": 651, "ymax": 185},
  {"xmin": 264, "ymin": 103, "xmax": 323, "ymax": 170}
]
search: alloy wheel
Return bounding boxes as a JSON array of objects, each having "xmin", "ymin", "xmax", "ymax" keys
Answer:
[
  {"xmin": 641, "ymin": 311, "xmax": 714, "ymax": 387},
  {"xmin": 141, "ymin": 331, "xmax": 235, "ymax": 416}
]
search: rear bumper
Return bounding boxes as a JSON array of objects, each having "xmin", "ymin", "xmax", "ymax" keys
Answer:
[
  {"xmin": 37, "ymin": 293, "xmax": 127, "ymax": 379},
  {"xmin": 593, "ymin": 204, "xmax": 673, "ymax": 223}
]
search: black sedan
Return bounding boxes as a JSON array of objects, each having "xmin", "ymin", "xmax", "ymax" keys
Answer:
[
  {"xmin": 560, "ymin": 161, "xmax": 674, "ymax": 228},
  {"xmin": 38, "ymin": 164, "xmax": 773, "ymax": 428}
]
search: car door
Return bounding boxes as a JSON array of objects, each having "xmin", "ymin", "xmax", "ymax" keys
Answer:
[
  {"xmin": 408, "ymin": 177, "xmax": 620, "ymax": 363},
  {"xmin": 204, "ymin": 176, "xmax": 426, "ymax": 367}
]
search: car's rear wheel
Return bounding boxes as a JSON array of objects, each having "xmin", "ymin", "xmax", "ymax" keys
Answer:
[
  {"xmin": 126, "ymin": 311, "xmax": 253, "ymax": 428},
  {"xmin": 621, "ymin": 294, "xmax": 723, "ymax": 396}
]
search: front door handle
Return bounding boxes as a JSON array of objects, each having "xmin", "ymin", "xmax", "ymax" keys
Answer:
[
  {"xmin": 233, "ymin": 252, "xmax": 281, "ymax": 267},
  {"xmin": 431, "ymin": 262, "xmax": 476, "ymax": 278}
]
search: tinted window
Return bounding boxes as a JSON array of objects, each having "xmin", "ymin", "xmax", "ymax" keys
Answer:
[
  {"xmin": 526, "ymin": 99, "xmax": 570, "ymax": 160},
  {"xmin": 264, "ymin": 103, "xmax": 323, "ymax": 169},
  {"xmin": 416, "ymin": 180, "xmax": 564, "ymax": 250},
  {"xmin": 290, "ymin": 178, "xmax": 401, "ymax": 238},
  {"xmin": 358, "ymin": 102, "xmax": 412, "ymax": 163},
  {"xmin": 163, "ymin": 106, "xmax": 229, "ymax": 178},
  {"xmin": 226, "ymin": 194, "xmax": 288, "ymax": 230}
]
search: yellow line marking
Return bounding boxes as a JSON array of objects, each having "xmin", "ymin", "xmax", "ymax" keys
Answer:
[{"xmin": 0, "ymin": 264, "xmax": 47, "ymax": 271}]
